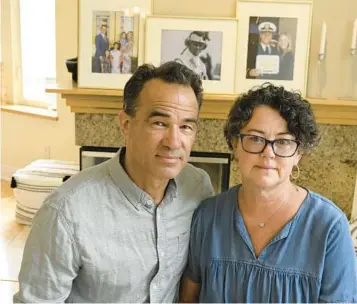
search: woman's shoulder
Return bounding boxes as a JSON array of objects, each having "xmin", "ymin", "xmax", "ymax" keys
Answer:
[
  {"xmin": 302, "ymin": 188, "xmax": 347, "ymax": 228},
  {"xmin": 195, "ymin": 185, "xmax": 239, "ymax": 217}
]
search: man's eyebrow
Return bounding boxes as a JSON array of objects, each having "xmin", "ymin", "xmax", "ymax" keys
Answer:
[
  {"xmin": 148, "ymin": 110, "xmax": 198, "ymax": 124},
  {"xmin": 148, "ymin": 110, "xmax": 170, "ymax": 119},
  {"xmin": 183, "ymin": 117, "xmax": 198, "ymax": 124}
]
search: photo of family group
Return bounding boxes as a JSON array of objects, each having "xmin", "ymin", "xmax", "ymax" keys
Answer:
[
  {"xmin": 246, "ymin": 16, "xmax": 298, "ymax": 81},
  {"xmin": 91, "ymin": 10, "xmax": 139, "ymax": 75},
  {"xmin": 160, "ymin": 30, "xmax": 223, "ymax": 81}
]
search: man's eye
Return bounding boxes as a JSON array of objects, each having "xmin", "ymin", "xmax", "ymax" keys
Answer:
[
  {"xmin": 153, "ymin": 121, "xmax": 165, "ymax": 127},
  {"xmin": 181, "ymin": 125, "xmax": 193, "ymax": 131}
]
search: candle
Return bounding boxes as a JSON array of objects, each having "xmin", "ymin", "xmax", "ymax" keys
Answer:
[
  {"xmin": 319, "ymin": 22, "xmax": 327, "ymax": 55},
  {"xmin": 351, "ymin": 18, "xmax": 357, "ymax": 49},
  {"xmin": 133, "ymin": 6, "xmax": 141, "ymax": 14}
]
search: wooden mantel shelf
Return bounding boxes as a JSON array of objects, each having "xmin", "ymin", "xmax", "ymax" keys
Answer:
[{"xmin": 46, "ymin": 85, "xmax": 357, "ymax": 125}]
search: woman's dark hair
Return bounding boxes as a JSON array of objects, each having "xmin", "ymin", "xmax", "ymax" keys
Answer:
[
  {"xmin": 123, "ymin": 61, "xmax": 203, "ymax": 116},
  {"xmin": 224, "ymin": 83, "xmax": 320, "ymax": 153}
]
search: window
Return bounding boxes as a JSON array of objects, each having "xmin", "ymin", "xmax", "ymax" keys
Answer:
[{"xmin": 3, "ymin": 0, "xmax": 56, "ymax": 110}]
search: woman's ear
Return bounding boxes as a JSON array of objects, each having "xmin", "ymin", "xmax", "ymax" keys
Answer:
[
  {"xmin": 294, "ymin": 151, "xmax": 303, "ymax": 166},
  {"xmin": 231, "ymin": 138, "xmax": 238, "ymax": 150}
]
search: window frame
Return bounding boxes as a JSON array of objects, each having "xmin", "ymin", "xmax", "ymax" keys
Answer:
[{"xmin": 6, "ymin": 0, "xmax": 56, "ymax": 110}]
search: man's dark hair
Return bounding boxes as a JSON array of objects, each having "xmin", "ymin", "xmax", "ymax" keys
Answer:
[
  {"xmin": 123, "ymin": 61, "xmax": 203, "ymax": 116},
  {"xmin": 224, "ymin": 83, "xmax": 320, "ymax": 153}
]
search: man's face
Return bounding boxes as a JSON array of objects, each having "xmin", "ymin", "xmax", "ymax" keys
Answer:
[
  {"xmin": 260, "ymin": 31, "xmax": 273, "ymax": 45},
  {"xmin": 119, "ymin": 79, "xmax": 199, "ymax": 183},
  {"xmin": 101, "ymin": 26, "xmax": 107, "ymax": 34},
  {"xmin": 188, "ymin": 41, "xmax": 206, "ymax": 57}
]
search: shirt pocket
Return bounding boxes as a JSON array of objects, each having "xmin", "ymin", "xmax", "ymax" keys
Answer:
[{"xmin": 166, "ymin": 230, "xmax": 191, "ymax": 274}]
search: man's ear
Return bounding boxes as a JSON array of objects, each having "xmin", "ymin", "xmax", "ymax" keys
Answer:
[{"xmin": 118, "ymin": 110, "xmax": 132, "ymax": 137}]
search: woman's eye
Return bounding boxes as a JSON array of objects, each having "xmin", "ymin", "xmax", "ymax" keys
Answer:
[
  {"xmin": 250, "ymin": 136, "xmax": 263, "ymax": 143},
  {"xmin": 276, "ymin": 139, "xmax": 290, "ymax": 145}
]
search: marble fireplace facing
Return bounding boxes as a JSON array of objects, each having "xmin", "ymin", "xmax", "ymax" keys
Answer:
[{"xmin": 75, "ymin": 114, "xmax": 357, "ymax": 218}]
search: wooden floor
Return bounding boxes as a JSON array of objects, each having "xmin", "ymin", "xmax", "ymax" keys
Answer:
[{"xmin": 1, "ymin": 180, "xmax": 29, "ymax": 303}]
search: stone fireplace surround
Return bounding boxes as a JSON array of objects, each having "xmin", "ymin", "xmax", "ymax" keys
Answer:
[{"xmin": 75, "ymin": 114, "xmax": 357, "ymax": 218}]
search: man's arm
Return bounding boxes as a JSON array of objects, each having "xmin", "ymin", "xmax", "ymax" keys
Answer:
[
  {"xmin": 180, "ymin": 278, "xmax": 201, "ymax": 303},
  {"xmin": 13, "ymin": 202, "xmax": 80, "ymax": 303}
]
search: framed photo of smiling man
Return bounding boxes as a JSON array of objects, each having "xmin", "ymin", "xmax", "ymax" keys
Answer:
[{"xmin": 235, "ymin": 0, "xmax": 313, "ymax": 95}]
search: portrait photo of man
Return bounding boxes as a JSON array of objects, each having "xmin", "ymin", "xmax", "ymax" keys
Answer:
[
  {"xmin": 161, "ymin": 30, "xmax": 223, "ymax": 81},
  {"xmin": 246, "ymin": 17, "xmax": 297, "ymax": 81},
  {"xmin": 93, "ymin": 24, "xmax": 110, "ymax": 73}
]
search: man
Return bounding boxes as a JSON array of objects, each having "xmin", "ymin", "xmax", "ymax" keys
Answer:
[
  {"xmin": 246, "ymin": 21, "xmax": 279, "ymax": 79},
  {"xmin": 175, "ymin": 31, "xmax": 213, "ymax": 80},
  {"xmin": 93, "ymin": 24, "xmax": 109, "ymax": 73},
  {"xmin": 14, "ymin": 62, "xmax": 214, "ymax": 303}
]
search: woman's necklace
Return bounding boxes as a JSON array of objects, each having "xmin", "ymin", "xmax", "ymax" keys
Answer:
[
  {"xmin": 240, "ymin": 186, "xmax": 299, "ymax": 228},
  {"xmin": 257, "ymin": 199, "xmax": 288, "ymax": 228}
]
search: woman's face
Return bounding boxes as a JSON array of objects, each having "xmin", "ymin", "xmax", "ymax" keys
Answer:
[
  {"xmin": 127, "ymin": 32, "xmax": 133, "ymax": 41},
  {"xmin": 279, "ymin": 35, "xmax": 289, "ymax": 50},
  {"xmin": 114, "ymin": 43, "xmax": 119, "ymax": 50},
  {"xmin": 121, "ymin": 32, "xmax": 126, "ymax": 39},
  {"xmin": 231, "ymin": 105, "xmax": 301, "ymax": 189}
]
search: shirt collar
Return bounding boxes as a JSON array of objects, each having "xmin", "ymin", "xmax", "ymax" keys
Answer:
[{"xmin": 107, "ymin": 147, "xmax": 178, "ymax": 211}]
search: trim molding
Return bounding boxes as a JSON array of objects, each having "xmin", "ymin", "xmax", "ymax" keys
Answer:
[
  {"xmin": 1, "ymin": 165, "xmax": 18, "ymax": 181},
  {"xmin": 46, "ymin": 85, "xmax": 357, "ymax": 125}
]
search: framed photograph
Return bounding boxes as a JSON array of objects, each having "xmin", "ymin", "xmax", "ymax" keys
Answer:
[
  {"xmin": 145, "ymin": 16, "xmax": 238, "ymax": 94},
  {"xmin": 235, "ymin": 0, "xmax": 313, "ymax": 95},
  {"xmin": 78, "ymin": 0, "xmax": 152, "ymax": 89}
]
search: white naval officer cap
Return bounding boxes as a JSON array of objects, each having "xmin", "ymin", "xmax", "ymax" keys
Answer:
[{"xmin": 258, "ymin": 22, "xmax": 277, "ymax": 33}]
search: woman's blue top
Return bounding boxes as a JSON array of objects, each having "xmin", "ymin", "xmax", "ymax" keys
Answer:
[{"xmin": 185, "ymin": 185, "xmax": 357, "ymax": 303}]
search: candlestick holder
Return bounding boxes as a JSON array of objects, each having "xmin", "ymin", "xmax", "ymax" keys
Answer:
[
  {"xmin": 340, "ymin": 48, "xmax": 356, "ymax": 99},
  {"xmin": 315, "ymin": 53, "xmax": 327, "ymax": 98}
]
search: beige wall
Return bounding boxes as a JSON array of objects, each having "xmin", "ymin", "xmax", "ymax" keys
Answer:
[
  {"xmin": 1, "ymin": 0, "xmax": 79, "ymax": 177},
  {"xmin": 1, "ymin": 0, "xmax": 357, "ymax": 177}
]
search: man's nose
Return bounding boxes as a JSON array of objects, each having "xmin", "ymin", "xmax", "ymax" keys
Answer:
[{"xmin": 164, "ymin": 126, "xmax": 181, "ymax": 150}]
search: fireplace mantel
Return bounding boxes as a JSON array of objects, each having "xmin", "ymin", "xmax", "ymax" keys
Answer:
[{"xmin": 46, "ymin": 84, "xmax": 357, "ymax": 125}]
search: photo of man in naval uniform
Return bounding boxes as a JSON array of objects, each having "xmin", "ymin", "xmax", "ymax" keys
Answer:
[{"xmin": 246, "ymin": 21, "xmax": 280, "ymax": 79}]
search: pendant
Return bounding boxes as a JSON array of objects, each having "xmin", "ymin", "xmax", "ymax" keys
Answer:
[{"xmin": 258, "ymin": 223, "xmax": 265, "ymax": 228}]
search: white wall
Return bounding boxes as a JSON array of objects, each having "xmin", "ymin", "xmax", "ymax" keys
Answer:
[{"xmin": 1, "ymin": 0, "xmax": 79, "ymax": 179}]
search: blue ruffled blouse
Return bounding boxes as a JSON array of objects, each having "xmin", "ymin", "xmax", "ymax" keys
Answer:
[{"xmin": 185, "ymin": 185, "xmax": 357, "ymax": 303}]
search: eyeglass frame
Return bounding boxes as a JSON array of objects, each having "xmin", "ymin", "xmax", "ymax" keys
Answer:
[{"xmin": 236, "ymin": 134, "xmax": 300, "ymax": 158}]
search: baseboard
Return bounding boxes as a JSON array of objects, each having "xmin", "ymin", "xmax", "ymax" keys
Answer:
[{"xmin": 1, "ymin": 165, "xmax": 18, "ymax": 181}]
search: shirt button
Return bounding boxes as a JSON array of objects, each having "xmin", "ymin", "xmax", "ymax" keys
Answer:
[{"xmin": 160, "ymin": 251, "xmax": 165, "ymax": 257}]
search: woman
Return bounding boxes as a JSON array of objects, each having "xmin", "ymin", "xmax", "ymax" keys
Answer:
[
  {"xmin": 278, "ymin": 33, "xmax": 294, "ymax": 80},
  {"xmin": 180, "ymin": 84, "xmax": 357, "ymax": 303},
  {"xmin": 121, "ymin": 31, "xmax": 133, "ymax": 74}
]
